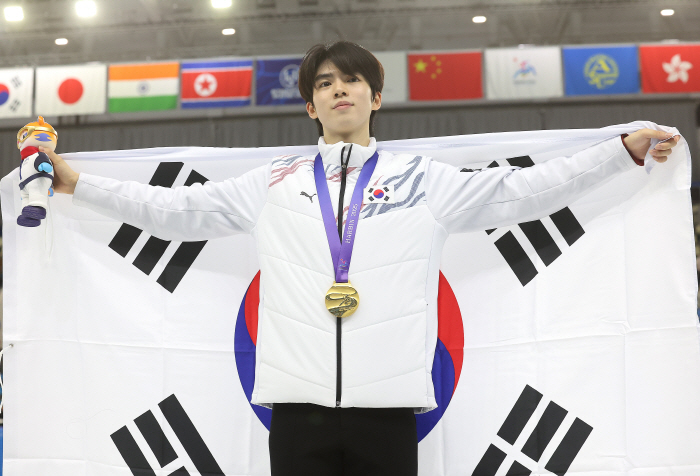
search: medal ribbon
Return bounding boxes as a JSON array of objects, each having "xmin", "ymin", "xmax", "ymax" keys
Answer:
[{"xmin": 314, "ymin": 150, "xmax": 378, "ymax": 283}]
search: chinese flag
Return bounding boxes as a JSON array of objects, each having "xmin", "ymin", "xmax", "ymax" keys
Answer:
[
  {"xmin": 640, "ymin": 44, "xmax": 700, "ymax": 93},
  {"xmin": 408, "ymin": 52, "xmax": 482, "ymax": 100}
]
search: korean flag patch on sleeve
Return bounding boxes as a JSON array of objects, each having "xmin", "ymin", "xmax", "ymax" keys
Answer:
[{"xmin": 365, "ymin": 184, "xmax": 395, "ymax": 204}]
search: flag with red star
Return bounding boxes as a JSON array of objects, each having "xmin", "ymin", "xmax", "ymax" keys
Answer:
[
  {"xmin": 408, "ymin": 51, "xmax": 483, "ymax": 100},
  {"xmin": 181, "ymin": 60, "xmax": 253, "ymax": 108}
]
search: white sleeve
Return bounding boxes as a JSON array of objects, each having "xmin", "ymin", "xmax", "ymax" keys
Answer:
[
  {"xmin": 72, "ymin": 163, "xmax": 271, "ymax": 241},
  {"xmin": 426, "ymin": 136, "xmax": 638, "ymax": 234}
]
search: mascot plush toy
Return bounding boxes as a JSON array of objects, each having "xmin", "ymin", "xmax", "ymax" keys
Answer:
[{"xmin": 16, "ymin": 116, "xmax": 56, "ymax": 227}]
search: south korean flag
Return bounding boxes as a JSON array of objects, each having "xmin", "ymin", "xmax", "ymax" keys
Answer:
[
  {"xmin": 365, "ymin": 184, "xmax": 394, "ymax": 203},
  {"xmin": 0, "ymin": 67, "xmax": 33, "ymax": 118}
]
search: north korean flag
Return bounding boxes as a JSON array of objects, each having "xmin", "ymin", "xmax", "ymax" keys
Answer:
[
  {"xmin": 181, "ymin": 60, "xmax": 253, "ymax": 108},
  {"xmin": 640, "ymin": 44, "xmax": 700, "ymax": 93}
]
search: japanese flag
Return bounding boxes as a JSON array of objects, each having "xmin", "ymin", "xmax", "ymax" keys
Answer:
[
  {"xmin": 35, "ymin": 64, "xmax": 107, "ymax": 116},
  {"xmin": 0, "ymin": 68, "xmax": 33, "ymax": 119}
]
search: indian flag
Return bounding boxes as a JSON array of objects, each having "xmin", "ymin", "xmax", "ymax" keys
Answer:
[{"xmin": 108, "ymin": 62, "xmax": 179, "ymax": 112}]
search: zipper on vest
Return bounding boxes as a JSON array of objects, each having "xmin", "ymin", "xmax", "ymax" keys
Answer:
[{"xmin": 335, "ymin": 144, "xmax": 352, "ymax": 407}]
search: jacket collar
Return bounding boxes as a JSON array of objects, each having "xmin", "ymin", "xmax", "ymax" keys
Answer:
[{"xmin": 317, "ymin": 137, "xmax": 377, "ymax": 168}]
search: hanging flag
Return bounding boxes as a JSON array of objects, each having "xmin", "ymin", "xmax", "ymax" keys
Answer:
[
  {"xmin": 563, "ymin": 45, "xmax": 640, "ymax": 96},
  {"xmin": 109, "ymin": 62, "xmax": 179, "ymax": 112},
  {"xmin": 373, "ymin": 51, "xmax": 407, "ymax": 103},
  {"xmin": 255, "ymin": 57, "xmax": 304, "ymax": 106},
  {"xmin": 181, "ymin": 59, "xmax": 253, "ymax": 108},
  {"xmin": 485, "ymin": 46, "xmax": 564, "ymax": 99},
  {"xmin": 640, "ymin": 44, "xmax": 700, "ymax": 93},
  {"xmin": 2, "ymin": 122, "xmax": 699, "ymax": 476},
  {"xmin": 408, "ymin": 51, "xmax": 482, "ymax": 100},
  {"xmin": 34, "ymin": 64, "xmax": 107, "ymax": 116},
  {"xmin": 0, "ymin": 67, "xmax": 33, "ymax": 119}
]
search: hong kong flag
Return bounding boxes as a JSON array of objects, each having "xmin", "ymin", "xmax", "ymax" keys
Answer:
[
  {"xmin": 408, "ymin": 51, "xmax": 483, "ymax": 101},
  {"xmin": 181, "ymin": 60, "xmax": 253, "ymax": 108},
  {"xmin": 640, "ymin": 44, "xmax": 700, "ymax": 93},
  {"xmin": 34, "ymin": 64, "xmax": 107, "ymax": 116}
]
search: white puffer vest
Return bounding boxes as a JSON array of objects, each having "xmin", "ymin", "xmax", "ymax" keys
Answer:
[{"xmin": 252, "ymin": 141, "xmax": 442, "ymax": 412}]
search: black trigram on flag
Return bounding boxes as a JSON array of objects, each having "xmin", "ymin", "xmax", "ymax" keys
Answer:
[
  {"xmin": 472, "ymin": 385, "xmax": 593, "ymax": 476},
  {"xmin": 9, "ymin": 99, "xmax": 20, "ymax": 112},
  {"xmin": 464, "ymin": 156, "xmax": 586, "ymax": 286},
  {"xmin": 10, "ymin": 75, "xmax": 21, "ymax": 88},
  {"xmin": 111, "ymin": 394, "xmax": 224, "ymax": 476},
  {"xmin": 108, "ymin": 162, "xmax": 209, "ymax": 293}
]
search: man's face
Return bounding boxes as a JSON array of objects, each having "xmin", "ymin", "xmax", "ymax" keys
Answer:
[{"xmin": 306, "ymin": 60, "xmax": 381, "ymax": 139}]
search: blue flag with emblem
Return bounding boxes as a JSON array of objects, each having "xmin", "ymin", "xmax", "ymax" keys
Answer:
[
  {"xmin": 563, "ymin": 45, "xmax": 640, "ymax": 96},
  {"xmin": 255, "ymin": 57, "xmax": 305, "ymax": 106}
]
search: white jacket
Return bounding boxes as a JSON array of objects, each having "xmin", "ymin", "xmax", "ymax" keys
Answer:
[{"xmin": 73, "ymin": 136, "xmax": 637, "ymax": 412}]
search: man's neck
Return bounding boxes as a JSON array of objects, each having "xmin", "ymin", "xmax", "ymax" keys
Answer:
[{"xmin": 322, "ymin": 131, "xmax": 371, "ymax": 147}]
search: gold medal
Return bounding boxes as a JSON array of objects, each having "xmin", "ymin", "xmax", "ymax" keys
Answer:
[{"xmin": 325, "ymin": 281, "xmax": 359, "ymax": 318}]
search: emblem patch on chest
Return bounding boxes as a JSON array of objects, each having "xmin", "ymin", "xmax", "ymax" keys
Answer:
[{"xmin": 364, "ymin": 184, "xmax": 395, "ymax": 204}]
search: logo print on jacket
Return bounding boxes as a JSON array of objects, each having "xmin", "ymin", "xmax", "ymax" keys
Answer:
[
  {"xmin": 471, "ymin": 385, "xmax": 593, "ymax": 476},
  {"xmin": 365, "ymin": 185, "xmax": 393, "ymax": 203},
  {"xmin": 234, "ymin": 271, "xmax": 464, "ymax": 442},
  {"xmin": 361, "ymin": 155, "xmax": 425, "ymax": 218},
  {"xmin": 107, "ymin": 162, "xmax": 209, "ymax": 293},
  {"xmin": 465, "ymin": 156, "xmax": 586, "ymax": 287},
  {"xmin": 111, "ymin": 394, "xmax": 225, "ymax": 476},
  {"xmin": 300, "ymin": 191, "xmax": 316, "ymax": 203},
  {"xmin": 269, "ymin": 155, "xmax": 312, "ymax": 187}
]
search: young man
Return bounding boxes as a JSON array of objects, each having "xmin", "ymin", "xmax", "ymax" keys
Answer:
[{"xmin": 43, "ymin": 41, "xmax": 678, "ymax": 476}]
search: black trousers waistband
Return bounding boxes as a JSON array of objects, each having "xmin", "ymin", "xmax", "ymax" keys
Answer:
[{"xmin": 269, "ymin": 403, "xmax": 418, "ymax": 476}]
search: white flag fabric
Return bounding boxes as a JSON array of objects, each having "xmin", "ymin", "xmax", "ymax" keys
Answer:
[
  {"xmin": 486, "ymin": 46, "xmax": 564, "ymax": 99},
  {"xmin": 34, "ymin": 64, "xmax": 107, "ymax": 116},
  {"xmin": 0, "ymin": 68, "xmax": 34, "ymax": 119},
  {"xmin": 2, "ymin": 122, "xmax": 699, "ymax": 476},
  {"xmin": 373, "ymin": 51, "xmax": 408, "ymax": 103}
]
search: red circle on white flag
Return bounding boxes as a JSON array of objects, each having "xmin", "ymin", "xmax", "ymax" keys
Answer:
[{"xmin": 58, "ymin": 78, "xmax": 84, "ymax": 104}]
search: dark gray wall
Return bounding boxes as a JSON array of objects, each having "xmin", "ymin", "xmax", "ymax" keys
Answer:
[{"xmin": 2, "ymin": 98, "xmax": 698, "ymax": 181}]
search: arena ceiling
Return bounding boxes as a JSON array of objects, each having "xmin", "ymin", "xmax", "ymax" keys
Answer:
[{"xmin": 0, "ymin": 0, "xmax": 698, "ymax": 67}]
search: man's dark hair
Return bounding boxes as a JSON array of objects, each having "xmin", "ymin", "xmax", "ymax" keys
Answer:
[{"xmin": 298, "ymin": 41, "xmax": 384, "ymax": 137}]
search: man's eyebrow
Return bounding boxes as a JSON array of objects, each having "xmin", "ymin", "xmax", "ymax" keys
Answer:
[{"xmin": 314, "ymin": 73, "xmax": 333, "ymax": 82}]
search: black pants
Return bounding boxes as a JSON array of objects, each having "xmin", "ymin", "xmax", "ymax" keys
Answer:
[{"xmin": 269, "ymin": 403, "xmax": 418, "ymax": 476}]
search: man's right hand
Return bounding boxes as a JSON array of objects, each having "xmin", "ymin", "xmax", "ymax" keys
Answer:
[{"xmin": 38, "ymin": 147, "xmax": 79, "ymax": 194}]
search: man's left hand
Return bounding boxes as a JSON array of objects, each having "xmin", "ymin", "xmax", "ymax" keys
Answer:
[{"xmin": 623, "ymin": 128, "xmax": 680, "ymax": 164}]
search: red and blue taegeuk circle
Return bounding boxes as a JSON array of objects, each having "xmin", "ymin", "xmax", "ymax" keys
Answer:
[
  {"xmin": 234, "ymin": 271, "xmax": 464, "ymax": 441},
  {"xmin": 373, "ymin": 189, "xmax": 384, "ymax": 199},
  {"xmin": 0, "ymin": 83, "xmax": 10, "ymax": 106}
]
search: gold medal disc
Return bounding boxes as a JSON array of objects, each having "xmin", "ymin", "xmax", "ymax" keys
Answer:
[{"xmin": 325, "ymin": 281, "xmax": 359, "ymax": 318}]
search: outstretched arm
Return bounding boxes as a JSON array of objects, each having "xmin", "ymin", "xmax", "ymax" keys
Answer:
[
  {"xmin": 426, "ymin": 129, "xmax": 680, "ymax": 235},
  {"xmin": 40, "ymin": 146, "xmax": 270, "ymax": 242}
]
